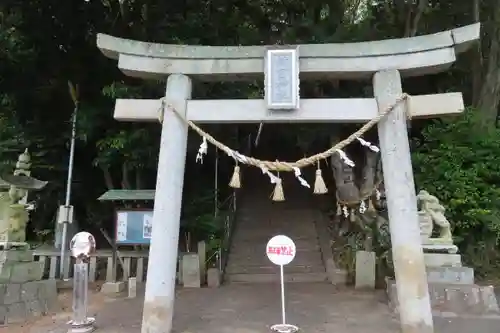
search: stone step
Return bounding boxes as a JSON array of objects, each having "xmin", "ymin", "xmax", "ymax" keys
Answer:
[
  {"xmin": 426, "ymin": 266, "xmax": 474, "ymax": 285},
  {"xmin": 236, "ymin": 216, "xmax": 317, "ymax": 224},
  {"xmin": 233, "ymin": 231, "xmax": 318, "ymax": 240},
  {"xmin": 231, "ymin": 232, "xmax": 319, "ymax": 242},
  {"xmin": 225, "ymin": 271, "xmax": 329, "ymax": 283},
  {"xmin": 238, "ymin": 206, "xmax": 316, "ymax": 212},
  {"xmin": 226, "ymin": 264, "xmax": 326, "ymax": 275},
  {"xmin": 231, "ymin": 234, "xmax": 319, "ymax": 246},
  {"xmin": 227, "ymin": 259, "xmax": 324, "ymax": 270},
  {"xmin": 237, "ymin": 218, "xmax": 315, "ymax": 223},
  {"xmin": 424, "ymin": 253, "xmax": 462, "ymax": 267},
  {"xmin": 236, "ymin": 220, "xmax": 316, "ymax": 227},
  {"xmin": 387, "ymin": 279, "xmax": 500, "ymax": 316},
  {"xmin": 229, "ymin": 247, "xmax": 321, "ymax": 259},
  {"xmin": 228, "ymin": 249, "xmax": 324, "ymax": 265},
  {"xmin": 237, "ymin": 202, "xmax": 315, "ymax": 208}
]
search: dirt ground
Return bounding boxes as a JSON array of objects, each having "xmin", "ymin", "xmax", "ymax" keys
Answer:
[
  {"xmin": 3, "ymin": 282, "xmax": 500, "ymax": 333},
  {"xmin": 4, "ymin": 283, "xmax": 400, "ymax": 333}
]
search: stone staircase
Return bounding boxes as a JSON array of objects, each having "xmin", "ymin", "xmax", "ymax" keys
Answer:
[{"xmin": 224, "ymin": 169, "xmax": 333, "ymax": 284}]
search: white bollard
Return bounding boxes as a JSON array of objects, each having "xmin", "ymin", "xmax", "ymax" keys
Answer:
[{"xmin": 68, "ymin": 232, "xmax": 96, "ymax": 333}]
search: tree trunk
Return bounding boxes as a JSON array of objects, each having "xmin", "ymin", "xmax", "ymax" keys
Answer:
[
  {"xmin": 471, "ymin": 0, "xmax": 484, "ymax": 106},
  {"xmin": 121, "ymin": 162, "xmax": 132, "ymax": 189},
  {"xmin": 403, "ymin": 0, "xmax": 427, "ymax": 37},
  {"xmin": 476, "ymin": 0, "xmax": 500, "ymax": 129},
  {"xmin": 135, "ymin": 170, "xmax": 144, "ymax": 189},
  {"xmin": 101, "ymin": 166, "xmax": 114, "ymax": 190}
]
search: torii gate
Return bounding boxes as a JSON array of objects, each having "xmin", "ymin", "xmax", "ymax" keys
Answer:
[{"xmin": 97, "ymin": 23, "xmax": 480, "ymax": 333}]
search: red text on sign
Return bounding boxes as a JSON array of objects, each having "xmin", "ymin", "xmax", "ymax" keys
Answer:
[{"xmin": 267, "ymin": 245, "xmax": 294, "ymax": 256}]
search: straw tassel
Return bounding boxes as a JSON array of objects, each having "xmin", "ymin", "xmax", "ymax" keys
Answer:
[
  {"xmin": 229, "ymin": 164, "xmax": 241, "ymax": 188},
  {"xmin": 272, "ymin": 178, "xmax": 285, "ymax": 202},
  {"xmin": 313, "ymin": 165, "xmax": 328, "ymax": 194}
]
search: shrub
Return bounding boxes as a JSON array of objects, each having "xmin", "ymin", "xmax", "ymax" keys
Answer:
[{"xmin": 412, "ymin": 109, "xmax": 500, "ymax": 276}]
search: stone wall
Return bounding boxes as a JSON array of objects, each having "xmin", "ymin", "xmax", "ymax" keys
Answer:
[
  {"xmin": 0, "ymin": 249, "xmax": 59, "ymax": 325},
  {"xmin": 0, "ymin": 279, "xmax": 59, "ymax": 324}
]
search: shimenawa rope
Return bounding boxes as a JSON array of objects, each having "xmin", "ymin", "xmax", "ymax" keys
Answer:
[
  {"xmin": 164, "ymin": 93, "xmax": 409, "ymax": 172},
  {"xmin": 159, "ymin": 93, "xmax": 409, "ymax": 201}
]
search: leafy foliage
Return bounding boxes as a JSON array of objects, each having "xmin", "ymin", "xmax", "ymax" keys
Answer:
[{"xmin": 412, "ymin": 109, "xmax": 500, "ymax": 275}]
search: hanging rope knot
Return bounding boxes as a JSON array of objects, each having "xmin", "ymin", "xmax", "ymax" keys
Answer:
[
  {"xmin": 396, "ymin": 93, "xmax": 412, "ymax": 120},
  {"xmin": 157, "ymin": 97, "xmax": 167, "ymax": 123}
]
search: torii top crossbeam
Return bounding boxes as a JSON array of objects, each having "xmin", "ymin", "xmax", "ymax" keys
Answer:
[{"xmin": 97, "ymin": 23, "xmax": 479, "ymax": 81}]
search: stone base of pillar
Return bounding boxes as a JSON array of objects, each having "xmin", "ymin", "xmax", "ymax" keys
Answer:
[
  {"xmin": 128, "ymin": 277, "xmax": 137, "ymax": 298},
  {"xmin": 355, "ymin": 251, "xmax": 376, "ymax": 289},
  {"xmin": 182, "ymin": 253, "xmax": 201, "ymax": 288},
  {"xmin": 100, "ymin": 281, "xmax": 125, "ymax": 294},
  {"xmin": 207, "ymin": 268, "xmax": 221, "ymax": 288},
  {"xmin": 386, "ymin": 277, "xmax": 500, "ymax": 316}
]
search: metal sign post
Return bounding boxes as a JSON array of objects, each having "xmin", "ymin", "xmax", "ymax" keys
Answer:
[
  {"xmin": 266, "ymin": 235, "xmax": 299, "ymax": 333},
  {"xmin": 68, "ymin": 231, "xmax": 96, "ymax": 333}
]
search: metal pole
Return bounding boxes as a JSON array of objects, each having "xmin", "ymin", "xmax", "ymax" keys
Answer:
[
  {"xmin": 72, "ymin": 261, "xmax": 89, "ymax": 325},
  {"xmin": 280, "ymin": 264, "xmax": 286, "ymax": 324},
  {"xmin": 69, "ymin": 254, "xmax": 95, "ymax": 332},
  {"xmin": 60, "ymin": 102, "xmax": 78, "ymax": 278},
  {"xmin": 214, "ymin": 148, "xmax": 218, "ymax": 217}
]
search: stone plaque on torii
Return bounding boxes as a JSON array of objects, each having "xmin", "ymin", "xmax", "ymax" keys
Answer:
[{"xmin": 96, "ymin": 23, "xmax": 480, "ymax": 333}]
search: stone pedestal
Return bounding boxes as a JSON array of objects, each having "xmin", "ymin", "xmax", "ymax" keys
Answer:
[
  {"xmin": 0, "ymin": 246, "xmax": 59, "ymax": 324},
  {"xmin": 426, "ymin": 266, "xmax": 474, "ymax": 285},
  {"xmin": 182, "ymin": 253, "xmax": 201, "ymax": 288},
  {"xmin": 127, "ymin": 277, "xmax": 137, "ymax": 298},
  {"xmin": 387, "ymin": 250, "xmax": 500, "ymax": 317},
  {"xmin": 207, "ymin": 268, "xmax": 220, "ymax": 288},
  {"xmin": 422, "ymin": 243, "xmax": 458, "ymax": 254},
  {"xmin": 101, "ymin": 281, "xmax": 125, "ymax": 294},
  {"xmin": 424, "ymin": 253, "xmax": 462, "ymax": 267},
  {"xmin": 197, "ymin": 241, "xmax": 206, "ymax": 284},
  {"xmin": 355, "ymin": 251, "xmax": 376, "ymax": 289},
  {"xmin": 387, "ymin": 278, "xmax": 500, "ymax": 316}
]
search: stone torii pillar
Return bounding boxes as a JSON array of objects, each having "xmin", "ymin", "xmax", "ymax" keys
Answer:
[
  {"xmin": 96, "ymin": 23, "xmax": 480, "ymax": 333},
  {"xmin": 142, "ymin": 74, "xmax": 192, "ymax": 333},
  {"xmin": 374, "ymin": 70, "xmax": 433, "ymax": 332}
]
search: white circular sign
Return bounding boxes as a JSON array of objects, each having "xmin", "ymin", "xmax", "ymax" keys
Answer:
[
  {"xmin": 266, "ymin": 235, "xmax": 296, "ymax": 266},
  {"xmin": 70, "ymin": 232, "xmax": 96, "ymax": 259}
]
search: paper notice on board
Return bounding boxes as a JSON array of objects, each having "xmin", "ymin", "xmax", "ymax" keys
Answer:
[
  {"xmin": 143, "ymin": 213, "xmax": 153, "ymax": 239},
  {"xmin": 116, "ymin": 212, "xmax": 128, "ymax": 241}
]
